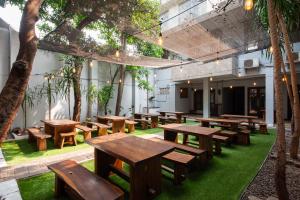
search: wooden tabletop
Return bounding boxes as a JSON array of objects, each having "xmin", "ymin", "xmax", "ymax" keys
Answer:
[
  {"xmin": 159, "ymin": 111, "xmax": 184, "ymax": 114},
  {"xmin": 86, "ymin": 134, "xmax": 174, "ymax": 166},
  {"xmin": 101, "ymin": 115, "xmax": 129, "ymax": 120},
  {"xmin": 221, "ymin": 114, "xmax": 258, "ymax": 119},
  {"xmin": 41, "ymin": 119, "xmax": 80, "ymax": 126},
  {"xmin": 196, "ymin": 118, "xmax": 242, "ymax": 124},
  {"xmin": 135, "ymin": 113, "xmax": 159, "ymax": 117},
  {"xmin": 162, "ymin": 124, "xmax": 219, "ymax": 137}
]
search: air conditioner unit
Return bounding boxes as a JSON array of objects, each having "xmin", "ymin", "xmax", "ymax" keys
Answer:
[{"xmin": 244, "ymin": 58, "xmax": 259, "ymax": 68}]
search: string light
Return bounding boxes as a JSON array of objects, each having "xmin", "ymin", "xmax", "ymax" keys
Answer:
[
  {"xmin": 115, "ymin": 49, "xmax": 120, "ymax": 57},
  {"xmin": 44, "ymin": 76, "xmax": 48, "ymax": 80},
  {"xmin": 158, "ymin": 32, "xmax": 163, "ymax": 46},
  {"xmin": 60, "ymin": 72, "xmax": 64, "ymax": 77},
  {"xmin": 282, "ymin": 76, "xmax": 287, "ymax": 82},
  {"xmin": 210, "ymin": 77, "xmax": 213, "ymax": 81},
  {"xmin": 230, "ymin": 85, "xmax": 233, "ymax": 89},
  {"xmin": 180, "ymin": 89, "xmax": 183, "ymax": 93},
  {"xmin": 210, "ymin": 87, "xmax": 213, "ymax": 91},
  {"xmin": 119, "ymin": 79, "xmax": 122, "ymax": 83},
  {"xmin": 51, "ymin": 75, "xmax": 55, "ymax": 79},
  {"xmin": 89, "ymin": 62, "xmax": 93, "ymax": 67},
  {"xmin": 180, "ymin": 67, "xmax": 183, "ymax": 73},
  {"xmin": 187, "ymin": 80, "xmax": 191, "ymax": 84},
  {"xmin": 269, "ymin": 46, "xmax": 273, "ymax": 53},
  {"xmin": 253, "ymin": 82, "xmax": 257, "ymax": 86},
  {"xmin": 238, "ymin": 72, "xmax": 241, "ymax": 77},
  {"xmin": 244, "ymin": 0, "xmax": 254, "ymax": 11},
  {"xmin": 107, "ymin": 80, "xmax": 110, "ymax": 84},
  {"xmin": 154, "ymin": 73, "xmax": 157, "ymax": 78},
  {"xmin": 194, "ymin": 88, "xmax": 197, "ymax": 92}
]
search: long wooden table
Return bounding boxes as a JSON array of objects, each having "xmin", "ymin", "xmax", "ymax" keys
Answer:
[
  {"xmin": 42, "ymin": 119, "xmax": 80, "ymax": 147},
  {"xmin": 159, "ymin": 111, "xmax": 184, "ymax": 123},
  {"xmin": 220, "ymin": 114, "xmax": 258, "ymax": 131},
  {"xmin": 161, "ymin": 124, "xmax": 219, "ymax": 158},
  {"xmin": 95, "ymin": 115, "xmax": 129, "ymax": 133},
  {"xmin": 196, "ymin": 117, "xmax": 242, "ymax": 131},
  {"xmin": 86, "ymin": 133, "xmax": 174, "ymax": 200},
  {"xmin": 134, "ymin": 113, "xmax": 159, "ymax": 128}
]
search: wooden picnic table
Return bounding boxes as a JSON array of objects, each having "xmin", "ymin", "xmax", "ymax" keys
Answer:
[
  {"xmin": 196, "ymin": 117, "xmax": 242, "ymax": 131},
  {"xmin": 220, "ymin": 114, "xmax": 258, "ymax": 131},
  {"xmin": 161, "ymin": 124, "xmax": 219, "ymax": 158},
  {"xmin": 41, "ymin": 119, "xmax": 80, "ymax": 147},
  {"xmin": 134, "ymin": 113, "xmax": 159, "ymax": 128},
  {"xmin": 159, "ymin": 111, "xmax": 184, "ymax": 123},
  {"xmin": 95, "ymin": 115, "xmax": 129, "ymax": 133},
  {"xmin": 86, "ymin": 133, "xmax": 174, "ymax": 200}
]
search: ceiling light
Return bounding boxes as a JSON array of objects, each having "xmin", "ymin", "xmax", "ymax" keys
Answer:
[
  {"xmin": 253, "ymin": 82, "xmax": 257, "ymax": 86},
  {"xmin": 230, "ymin": 85, "xmax": 233, "ymax": 89},
  {"xmin": 244, "ymin": 0, "xmax": 254, "ymax": 11},
  {"xmin": 210, "ymin": 77, "xmax": 213, "ymax": 81}
]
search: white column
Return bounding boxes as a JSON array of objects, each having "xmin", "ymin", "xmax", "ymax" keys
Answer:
[
  {"xmin": 265, "ymin": 67, "xmax": 274, "ymax": 126},
  {"xmin": 203, "ymin": 78, "xmax": 210, "ymax": 118}
]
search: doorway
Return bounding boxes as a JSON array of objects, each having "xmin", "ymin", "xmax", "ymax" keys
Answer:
[
  {"xmin": 222, "ymin": 87, "xmax": 245, "ymax": 115},
  {"xmin": 194, "ymin": 90, "xmax": 203, "ymax": 111},
  {"xmin": 248, "ymin": 87, "xmax": 265, "ymax": 118}
]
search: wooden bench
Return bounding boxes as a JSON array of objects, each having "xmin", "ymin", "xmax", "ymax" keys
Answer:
[
  {"xmin": 27, "ymin": 128, "xmax": 51, "ymax": 151},
  {"xmin": 159, "ymin": 116, "xmax": 168, "ymax": 125},
  {"xmin": 212, "ymin": 135, "xmax": 230, "ymax": 155},
  {"xmin": 162, "ymin": 151, "xmax": 195, "ymax": 185},
  {"xmin": 134, "ymin": 119, "xmax": 150, "ymax": 129},
  {"xmin": 75, "ymin": 125, "xmax": 93, "ymax": 140},
  {"xmin": 48, "ymin": 160, "xmax": 124, "ymax": 200},
  {"xmin": 86, "ymin": 122, "xmax": 110, "ymax": 136},
  {"xmin": 125, "ymin": 120, "xmax": 138, "ymax": 133},
  {"xmin": 216, "ymin": 130, "xmax": 238, "ymax": 142},
  {"xmin": 59, "ymin": 132, "xmax": 77, "ymax": 149},
  {"xmin": 149, "ymin": 137, "xmax": 207, "ymax": 165},
  {"xmin": 238, "ymin": 129, "xmax": 251, "ymax": 145},
  {"xmin": 259, "ymin": 122, "xmax": 268, "ymax": 134}
]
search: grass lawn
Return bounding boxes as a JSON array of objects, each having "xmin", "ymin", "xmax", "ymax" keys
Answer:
[
  {"xmin": 1, "ymin": 126, "xmax": 163, "ymax": 166},
  {"xmin": 18, "ymin": 129, "xmax": 276, "ymax": 200}
]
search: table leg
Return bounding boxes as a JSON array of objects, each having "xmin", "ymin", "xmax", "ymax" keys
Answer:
[
  {"xmin": 198, "ymin": 135, "xmax": 213, "ymax": 159},
  {"xmin": 201, "ymin": 121, "xmax": 210, "ymax": 127},
  {"xmin": 54, "ymin": 128, "xmax": 59, "ymax": 147},
  {"xmin": 164, "ymin": 130, "xmax": 178, "ymax": 143},
  {"xmin": 151, "ymin": 116, "xmax": 158, "ymax": 128},
  {"xmin": 94, "ymin": 149, "xmax": 116, "ymax": 178},
  {"xmin": 176, "ymin": 114, "xmax": 182, "ymax": 123},
  {"xmin": 130, "ymin": 157, "xmax": 161, "ymax": 200}
]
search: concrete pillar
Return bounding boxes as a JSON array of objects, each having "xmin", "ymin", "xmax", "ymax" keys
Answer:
[
  {"xmin": 265, "ymin": 67, "xmax": 274, "ymax": 126},
  {"xmin": 203, "ymin": 78, "xmax": 210, "ymax": 118}
]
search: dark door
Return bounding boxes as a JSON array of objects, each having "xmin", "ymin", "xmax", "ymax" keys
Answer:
[
  {"xmin": 287, "ymin": 85, "xmax": 300, "ymax": 120},
  {"xmin": 248, "ymin": 87, "xmax": 265, "ymax": 117},
  {"xmin": 222, "ymin": 87, "xmax": 245, "ymax": 115},
  {"xmin": 194, "ymin": 90, "xmax": 203, "ymax": 111}
]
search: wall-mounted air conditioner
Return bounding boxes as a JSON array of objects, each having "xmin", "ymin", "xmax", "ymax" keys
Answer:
[{"xmin": 244, "ymin": 58, "xmax": 260, "ymax": 68}]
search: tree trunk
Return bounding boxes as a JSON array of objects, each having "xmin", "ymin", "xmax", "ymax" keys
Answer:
[
  {"xmin": 115, "ymin": 65, "xmax": 125, "ymax": 116},
  {"xmin": 115, "ymin": 33, "xmax": 126, "ymax": 116},
  {"xmin": 267, "ymin": 1, "xmax": 289, "ymax": 199},
  {"xmin": 72, "ymin": 57, "xmax": 83, "ymax": 121},
  {"xmin": 277, "ymin": 11, "xmax": 300, "ymax": 159},
  {"xmin": 105, "ymin": 66, "xmax": 119, "ymax": 115},
  {"xmin": 0, "ymin": 0, "xmax": 43, "ymax": 144}
]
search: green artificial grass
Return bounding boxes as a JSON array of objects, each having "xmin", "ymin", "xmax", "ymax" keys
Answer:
[
  {"xmin": 1, "ymin": 127, "xmax": 164, "ymax": 165},
  {"xmin": 18, "ymin": 129, "xmax": 276, "ymax": 200}
]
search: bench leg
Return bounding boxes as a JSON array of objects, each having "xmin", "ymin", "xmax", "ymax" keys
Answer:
[
  {"xmin": 72, "ymin": 136, "xmax": 77, "ymax": 146},
  {"xmin": 214, "ymin": 141, "xmax": 222, "ymax": 155},
  {"xmin": 84, "ymin": 131, "xmax": 91, "ymax": 140},
  {"xmin": 182, "ymin": 134, "xmax": 188, "ymax": 145},
  {"xmin": 128, "ymin": 124, "xmax": 135, "ymax": 133},
  {"xmin": 54, "ymin": 175, "xmax": 65, "ymax": 197},
  {"xmin": 37, "ymin": 138, "xmax": 47, "ymax": 151},
  {"xmin": 28, "ymin": 133, "xmax": 35, "ymax": 143},
  {"xmin": 141, "ymin": 122, "xmax": 147, "ymax": 130},
  {"xmin": 173, "ymin": 164, "xmax": 186, "ymax": 185},
  {"xmin": 98, "ymin": 127, "xmax": 108, "ymax": 136},
  {"xmin": 60, "ymin": 137, "xmax": 65, "ymax": 149}
]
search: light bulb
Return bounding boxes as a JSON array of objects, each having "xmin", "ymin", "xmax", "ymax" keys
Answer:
[
  {"xmin": 253, "ymin": 82, "xmax": 257, "ymax": 86},
  {"xmin": 115, "ymin": 50, "xmax": 120, "ymax": 57},
  {"xmin": 60, "ymin": 72, "xmax": 64, "ymax": 77},
  {"xmin": 269, "ymin": 46, "xmax": 273, "ymax": 53},
  {"xmin": 107, "ymin": 80, "xmax": 110, "ymax": 84},
  {"xmin": 51, "ymin": 75, "xmax": 55, "ymax": 79},
  {"xmin": 44, "ymin": 76, "xmax": 48, "ymax": 80},
  {"xmin": 216, "ymin": 59, "xmax": 220, "ymax": 65},
  {"xmin": 90, "ymin": 62, "xmax": 93, "ymax": 67},
  {"xmin": 187, "ymin": 80, "xmax": 191, "ymax": 84},
  {"xmin": 244, "ymin": 0, "xmax": 253, "ymax": 11},
  {"xmin": 230, "ymin": 85, "xmax": 233, "ymax": 89},
  {"xmin": 210, "ymin": 87, "xmax": 213, "ymax": 91},
  {"xmin": 119, "ymin": 79, "xmax": 122, "ymax": 83},
  {"xmin": 210, "ymin": 77, "xmax": 213, "ymax": 81},
  {"xmin": 72, "ymin": 68, "xmax": 76, "ymax": 73},
  {"xmin": 180, "ymin": 89, "xmax": 183, "ymax": 93},
  {"xmin": 282, "ymin": 77, "xmax": 286, "ymax": 82},
  {"xmin": 194, "ymin": 89, "xmax": 197, "ymax": 92},
  {"xmin": 180, "ymin": 67, "xmax": 183, "ymax": 73},
  {"xmin": 154, "ymin": 73, "xmax": 157, "ymax": 78},
  {"xmin": 158, "ymin": 32, "xmax": 163, "ymax": 45},
  {"xmin": 238, "ymin": 72, "xmax": 241, "ymax": 77}
]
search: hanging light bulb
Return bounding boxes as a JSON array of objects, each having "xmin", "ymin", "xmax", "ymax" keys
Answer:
[
  {"xmin": 244, "ymin": 0, "xmax": 254, "ymax": 11},
  {"xmin": 282, "ymin": 76, "xmax": 286, "ymax": 82},
  {"xmin": 180, "ymin": 67, "xmax": 183, "ymax": 73},
  {"xmin": 119, "ymin": 79, "xmax": 122, "ymax": 83},
  {"xmin": 187, "ymin": 80, "xmax": 191, "ymax": 84},
  {"xmin": 72, "ymin": 68, "xmax": 76, "ymax": 73},
  {"xmin": 115, "ymin": 49, "xmax": 120, "ymax": 57},
  {"xmin": 44, "ymin": 76, "xmax": 48, "ymax": 80},
  {"xmin": 216, "ymin": 58, "xmax": 220, "ymax": 65},
  {"xmin": 238, "ymin": 72, "xmax": 241, "ymax": 77},
  {"xmin": 180, "ymin": 89, "xmax": 183, "ymax": 93},
  {"xmin": 51, "ymin": 74, "xmax": 55, "ymax": 79},
  {"xmin": 194, "ymin": 88, "xmax": 197, "ymax": 92},
  {"xmin": 158, "ymin": 32, "xmax": 163, "ymax": 46},
  {"xmin": 230, "ymin": 85, "xmax": 233, "ymax": 89},
  {"xmin": 154, "ymin": 73, "xmax": 157, "ymax": 78},
  {"xmin": 210, "ymin": 87, "xmax": 213, "ymax": 91},
  {"xmin": 89, "ymin": 62, "xmax": 93, "ymax": 67},
  {"xmin": 269, "ymin": 46, "xmax": 273, "ymax": 53},
  {"xmin": 253, "ymin": 82, "xmax": 257, "ymax": 86},
  {"xmin": 60, "ymin": 72, "xmax": 64, "ymax": 77},
  {"xmin": 210, "ymin": 77, "xmax": 213, "ymax": 81},
  {"xmin": 107, "ymin": 80, "xmax": 110, "ymax": 84}
]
